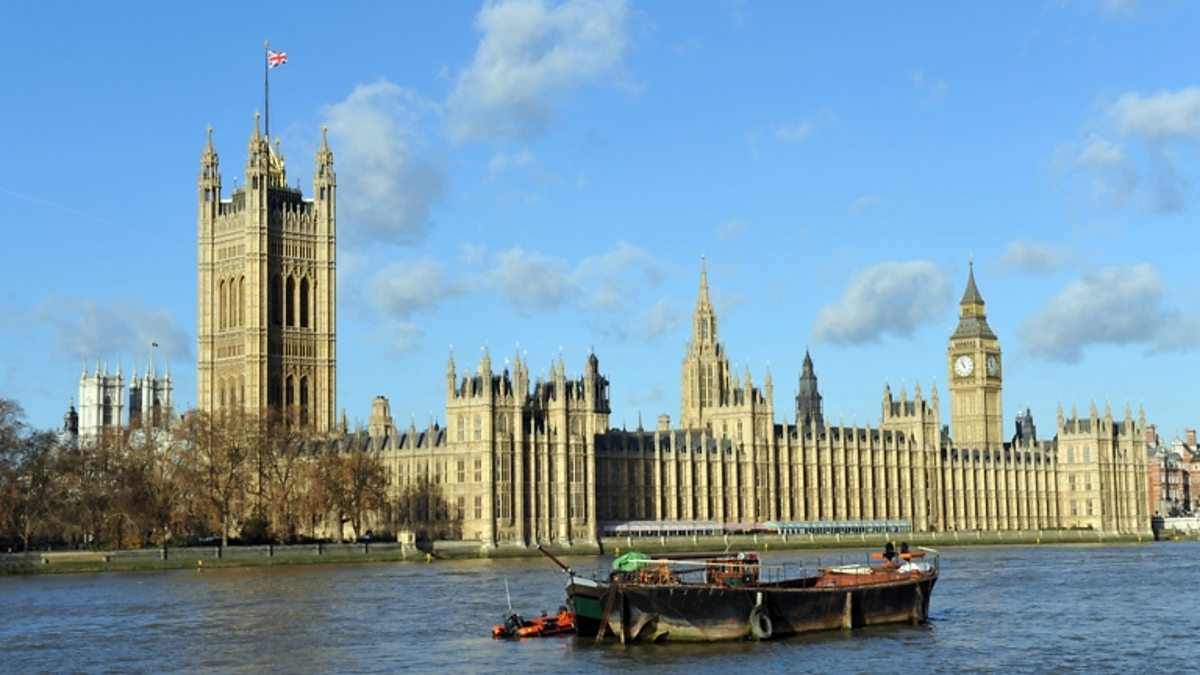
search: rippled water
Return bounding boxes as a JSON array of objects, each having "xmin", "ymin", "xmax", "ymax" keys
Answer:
[{"xmin": 2, "ymin": 542, "xmax": 1195, "ymax": 674}]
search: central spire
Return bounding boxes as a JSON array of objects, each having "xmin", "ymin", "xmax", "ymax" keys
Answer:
[{"xmin": 692, "ymin": 256, "xmax": 717, "ymax": 346}]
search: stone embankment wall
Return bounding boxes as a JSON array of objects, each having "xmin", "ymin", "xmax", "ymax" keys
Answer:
[{"xmin": 0, "ymin": 528, "xmax": 1167, "ymax": 574}]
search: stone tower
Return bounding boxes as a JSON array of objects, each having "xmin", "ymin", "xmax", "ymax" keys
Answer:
[
  {"xmin": 129, "ymin": 364, "xmax": 174, "ymax": 430},
  {"xmin": 78, "ymin": 361, "xmax": 123, "ymax": 446},
  {"xmin": 679, "ymin": 258, "xmax": 773, "ymax": 443},
  {"xmin": 197, "ymin": 116, "xmax": 337, "ymax": 431},
  {"xmin": 947, "ymin": 262, "xmax": 1003, "ymax": 450},
  {"xmin": 680, "ymin": 257, "xmax": 729, "ymax": 430},
  {"xmin": 795, "ymin": 349, "xmax": 824, "ymax": 434}
]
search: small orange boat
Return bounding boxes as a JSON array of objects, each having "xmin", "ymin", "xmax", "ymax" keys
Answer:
[{"xmin": 492, "ymin": 608, "xmax": 576, "ymax": 639}]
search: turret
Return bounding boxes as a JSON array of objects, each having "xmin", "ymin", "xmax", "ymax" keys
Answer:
[{"xmin": 198, "ymin": 125, "xmax": 221, "ymax": 222}]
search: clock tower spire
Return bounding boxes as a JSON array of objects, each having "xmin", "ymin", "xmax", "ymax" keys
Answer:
[{"xmin": 948, "ymin": 261, "xmax": 1004, "ymax": 449}]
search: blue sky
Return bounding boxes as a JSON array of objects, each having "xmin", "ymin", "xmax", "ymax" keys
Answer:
[{"xmin": 2, "ymin": 1, "xmax": 1198, "ymax": 442}]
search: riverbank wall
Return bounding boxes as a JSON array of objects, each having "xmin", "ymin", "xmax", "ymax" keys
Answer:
[
  {"xmin": 0, "ymin": 528, "xmax": 1164, "ymax": 574},
  {"xmin": 0, "ymin": 528, "xmax": 1175, "ymax": 575}
]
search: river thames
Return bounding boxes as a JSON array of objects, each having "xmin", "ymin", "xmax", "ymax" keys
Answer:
[{"xmin": 2, "ymin": 541, "xmax": 1196, "ymax": 673}]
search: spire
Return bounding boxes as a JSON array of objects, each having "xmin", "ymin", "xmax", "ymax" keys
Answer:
[
  {"xmin": 201, "ymin": 124, "xmax": 218, "ymax": 168},
  {"xmin": 952, "ymin": 259, "xmax": 995, "ymax": 338},
  {"xmin": 691, "ymin": 255, "xmax": 718, "ymax": 347},
  {"xmin": 960, "ymin": 259, "xmax": 985, "ymax": 306}
]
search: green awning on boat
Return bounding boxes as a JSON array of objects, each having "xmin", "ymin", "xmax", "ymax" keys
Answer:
[{"xmin": 611, "ymin": 552, "xmax": 650, "ymax": 572}]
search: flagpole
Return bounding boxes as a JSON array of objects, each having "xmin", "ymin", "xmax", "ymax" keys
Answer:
[{"xmin": 264, "ymin": 39, "xmax": 270, "ymax": 140}]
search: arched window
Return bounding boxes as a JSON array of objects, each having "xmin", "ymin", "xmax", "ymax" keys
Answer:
[
  {"xmin": 286, "ymin": 375, "xmax": 295, "ymax": 406},
  {"xmin": 238, "ymin": 276, "xmax": 246, "ymax": 326},
  {"xmin": 299, "ymin": 375, "xmax": 309, "ymax": 426},
  {"xmin": 286, "ymin": 276, "xmax": 295, "ymax": 327},
  {"xmin": 299, "ymin": 277, "xmax": 309, "ymax": 328},
  {"xmin": 218, "ymin": 279, "xmax": 227, "ymax": 330},
  {"xmin": 269, "ymin": 274, "xmax": 280, "ymax": 327},
  {"xmin": 269, "ymin": 376, "xmax": 282, "ymax": 407},
  {"xmin": 474, "ymin": 415, "xmax": 482, "ymax": 440}
]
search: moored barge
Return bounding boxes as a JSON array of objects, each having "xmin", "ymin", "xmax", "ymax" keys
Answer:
[{"xmin": 559, "ymin": 545, "xmax": 938, "ymax": 643}]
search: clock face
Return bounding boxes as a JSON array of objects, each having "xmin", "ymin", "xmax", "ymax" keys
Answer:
[
  {"xmin": 987, "ymin": 355, "xmax": 998, "ymax": 376},
  {"xmin": 954, "ymin": 355, "xmax": 974, "ymax": 377}
]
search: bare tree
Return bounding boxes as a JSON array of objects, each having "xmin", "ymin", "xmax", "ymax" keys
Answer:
[
  {"xmin": 0, "ymin": 399, "xmax": 60, "ymax": 551},
  {"xmin": 181, "ymin": 410, "xmax": 249, "ymax": 547},
  {"xmin": 319, "ymin": 440, "xmax": 388, "ymax": 542}
]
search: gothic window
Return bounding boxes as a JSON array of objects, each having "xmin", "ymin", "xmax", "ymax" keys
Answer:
[
  {"xmin": 457, "ymin": 416, "xmax": 465, "ymax": 442},
  {"xmin": 299, "ymin": 277, "xmax": 310, "ymax": 328},
  {"xmin": 310, "ymin": 280, "xmax": 317, "ymax": 330},
  {"xmin": 286, "ymin": 276, "xmax": 296, "ymax": 327},
  {"xmin": 299, "ymin": 375, "xmax": 309, "ymax": 426},
  {"xmin": 269, "ymin": 275, "xmax": 280, "ymax": 327},
  {"xmin": 474, "ymin": 415, "xmax": 482, "ymax": 440},
  {"xmin": 238, "ymin": 276, "xmax": 245, "ymax": 327},
  {"xmin": 218, "ymin": 279, "xmax": 227, "ymax": 330},
  {"xmin": 497, "ymin": 415, "xmax": 507, "ymax": 434},
  {"xmin": 285, "ymin": 375, "xmax": 295, "ymax": 406}
]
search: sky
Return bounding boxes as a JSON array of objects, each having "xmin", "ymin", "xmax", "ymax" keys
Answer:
[{"xmin": 2, "ymin": 1, "xmax": 1198, "ymax": 443}]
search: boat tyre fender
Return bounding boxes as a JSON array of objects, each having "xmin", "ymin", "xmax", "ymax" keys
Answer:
[{"xmin": 749, "ymin": 605, "xmax": 773, "ymax": 641}]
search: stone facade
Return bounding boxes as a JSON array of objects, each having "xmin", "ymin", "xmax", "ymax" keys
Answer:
[
  {"xmin": 369, "ymin": 262, "xmax": 1151, "ymax": 544},
  {"xmin": 196, "ymin": 116, "xmax": 337, "ymax": 431},
  {"xmin": 66, "ymin": 360, "xmax": 173, "ymax": 447}
]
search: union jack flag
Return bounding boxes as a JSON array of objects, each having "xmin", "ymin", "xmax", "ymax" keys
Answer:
[{"xmin": 267, "ymin": 50, "xmax": 288, "ymax": 68}]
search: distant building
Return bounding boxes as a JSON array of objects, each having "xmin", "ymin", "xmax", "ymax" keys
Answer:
[
  {"xmin": 65, "ymin": 360, "xmax": 173, "ymax": 448},
  {"xmin": 364, "ymin": 262, "xmax": 1151, "ymax": 545},
  {"xmin": 1147, "ymin": 428, "xmax": 1198, "ymax": 516}
]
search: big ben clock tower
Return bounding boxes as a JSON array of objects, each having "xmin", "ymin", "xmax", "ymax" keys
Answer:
[{"xmin": 948, "ymin": 262, "xmax": 1003, "ymax": 449}]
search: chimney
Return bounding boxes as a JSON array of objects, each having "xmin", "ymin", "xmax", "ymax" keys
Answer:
[{"xmin": 1187, "ymin": 428, "xmax": 1197, "ymax": 447}]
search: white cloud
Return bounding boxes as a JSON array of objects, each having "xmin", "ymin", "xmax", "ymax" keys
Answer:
[
  {"xmin": 447, "ymin": 0, "xmax": 630, "ymax": 142},
  {"xmin": 995, "ymin": 240, "xmax": 1068, "ymax": 275},
  {"xmin": 813, "ymin": 261, "xmax": 952, "ymax": 344},
  {"xmin": 370, "ymin": 259, "xmax": 463, "ymax": 318},
  {"xmin": 489, "ymin": 247, "xmax": 578, "ymax": 313},
  {"xmin": 715, "ymin": 218, "xmax": 749, "ymax": 241},
  {"xmin": 35, "ymin": 296, "xmax": 190, "ymax": 366},
  {"xmin": 774, "ymin": 109, "xmax": 834, "ymax": 144},
  {"xmin": 488, "ymin": 148, "xmax": 535, "ymax": 173},
  {"xmin": 851, "ymin": 194, "xmax": 880, "ymax": 214},
  {"xmin": 1053, "ymin": 135, "xmax": 1138, "ymax": 208},
  {"xmin": 324, "ymin": 81, "xmax": 446, "ymax": 245},
  {"xmin": 382, "ymin": 320, "xmax": 426, "ymax": 356},
  {"xmin": 1058, "ymin": 87, "xmax": 1200, "ymax": 213},
  {"xmin": 1114, "ymin": 88, "xmax": 1200, "ymax": 141},
  {"xmin": 775, "ymin": 120, "xmax": 815, "ymax": 143},
  {"xmin": 1101, "ymin": 0, "xmax": 1143, "ymax": 15},
  {"xmin": 911, "ymin": 70, "xmax": 948, "ymax": 102},
  {"xmin": 1019, "ymin": 264, "xmax": 1200, "ymax": 362},
  {"xmin": 641, "ymin": 298, "xmax": 682, "ymax": 340},
  {"xmin": 576, "ymin": 241, "xmax": 669, "ymax": 313},
  {"xmin": 483, "ymin": 241, "xmax": 670, "ymax": 338}
]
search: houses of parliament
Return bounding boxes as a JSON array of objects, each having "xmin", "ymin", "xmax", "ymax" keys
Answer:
[{"xmin": 183, "ymin": 115, "xmax": 1150, "ymax": 545}]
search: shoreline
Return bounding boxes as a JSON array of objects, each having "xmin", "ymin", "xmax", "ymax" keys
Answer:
[{"xmin": 1, "ymin": 528, "xmax": 1177, "ymax": 576}]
